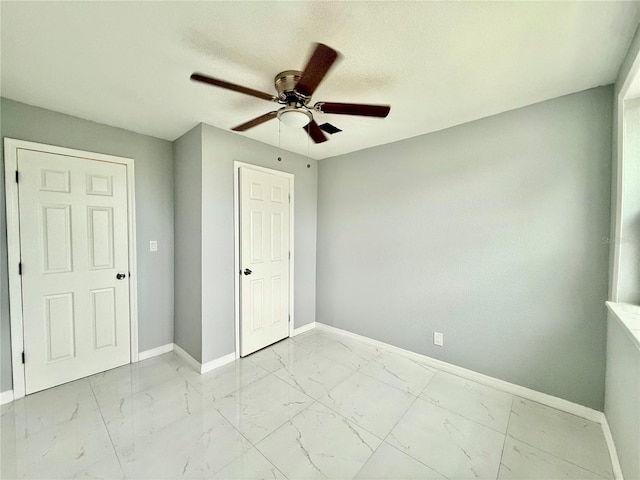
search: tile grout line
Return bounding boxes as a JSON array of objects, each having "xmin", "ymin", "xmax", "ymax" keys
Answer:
[
  {"xmin": 414, "ymin": 391, "xmax": 512, "ymax": 436},
  {"xmin": 214, "ymin": 369, "xmax": 317, "ymax": 446},
  {"xmin": 91, "ymin": 358, "xmax": 259, "ymax": 478},
  {"xmin": 301, "ymin": 362, "xmax": 432, "ymax": 476},
  {"xmin": 272, "ymin": 358, "xmax": 360, "ymax": 401},
  {"xmin": 99, "ymin": 353, "xmax": 273, "ymax": 479},
  {"xmin": 304, "ymin": 333, "xmax": 507, "ymax": 479},
  {"xmin": 495, "ymin": 396, "xmax": 515, "ymax": 479},
  {"xmin": 250, "ymin": 399, "xmax": 333, "ymax": 479},
  {"xmin": 252, "ymin": 397, "xmax": 395, "ymax": 480},
  {"xmin": 376, "ymin": 393, "xmax": 453, "ymax": 480},
  {"xmin": 502, "ymin": 432, "xmax": 612, "ymax": 479},
  {"xmin": 255, "ymin": 330, "xmax": 613, "ymax": 480},
  {"xmin": 506, "ymin": 398, "xmax": 613, "ymax": 478},
  {"xmin": 103, "ymin": 356, "xmax": 285, "ymax": 478},
  {"xmin": 282, "ymin": 333, "xmax": 511, "ymax": 442},
  {"xmin": 339, "ymin": 330, "xmax": 612, "ymax": 479},
  {"xmin": 252, "ymin": 447, "xmax": 290, "ymax": 480},
  {"xmin": 355, "ymin": 357, "xmax": 439, "ymax": 397},
  {"xmin": 251, "ymin": 399, "xmax": 333, "ymax": 476},
  {"xmin": 86, "ymin": 378, "xmax": 127, "ymax": 478},
  {"xmin": 203, "ymin": 406, "xmax": 287, "ymax": 479}
]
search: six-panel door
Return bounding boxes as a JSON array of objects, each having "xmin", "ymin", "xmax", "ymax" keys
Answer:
[
  {"xmin": 18, "ymin": 149, "xmax": 131, "ymax": 394},
  {"xmin": 240, "ymin": 167, "xmax": 291, "ymax": 356}
]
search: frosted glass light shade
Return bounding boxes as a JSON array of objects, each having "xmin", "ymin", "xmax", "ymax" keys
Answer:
[{"xmin": 278, "ymin": 109, "xmax": 311, "ymax": 128}]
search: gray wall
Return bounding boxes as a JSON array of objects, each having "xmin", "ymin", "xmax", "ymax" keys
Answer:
[
  {"xmin": 200, "ymin": 123, "xmax": 317, "ymax": 363},
  {"xmin": 173, "ymin": 125, "xmax": 203, "ymax": 361},
  {"xmin": 604, "ymin": 312, "xmax": 640, "ymax": 480},
  {"xmin": 0, "ymin": 98, "xmax": 174, "ymax": 392},
  {"xmin": 317, "ymin": 86, "xmax": 612, "ymax": 410}
]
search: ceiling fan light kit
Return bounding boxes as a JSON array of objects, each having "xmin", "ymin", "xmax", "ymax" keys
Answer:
[
  {"xmin": 277, "ymin": 106, "xmax": 312, "ymax": 128},
  {"xmin": 191, "ymin": 43, "xmax": 391, "ymax": 143}
]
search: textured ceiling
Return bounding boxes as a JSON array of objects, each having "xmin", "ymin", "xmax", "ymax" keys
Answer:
[{"xmin": 2, "ymin": 1, "xmax": 639, "ymax": 160}]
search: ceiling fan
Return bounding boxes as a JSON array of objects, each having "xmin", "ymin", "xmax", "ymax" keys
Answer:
[{"xmin": 190, "ymin": 43, "xmax": 391, "ymax": 144}]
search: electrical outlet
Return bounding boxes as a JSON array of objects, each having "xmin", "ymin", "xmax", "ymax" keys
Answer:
[
  {"xmin": 149, "ymin": 241, "xmax": 158, "ymax": 252},
  {"xmin": 433, "ymin": 332, "xmax": 444, "ymax": 347}
]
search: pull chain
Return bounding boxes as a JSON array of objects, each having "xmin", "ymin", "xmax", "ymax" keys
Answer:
[{"xmin": 307, "ymin": 123, "xmax": 310, "ymax": 162}]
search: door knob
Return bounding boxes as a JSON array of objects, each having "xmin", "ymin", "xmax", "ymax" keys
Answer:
[
  {"xmin": 116, "ymin": 272, "xmax": 127, "ymax": 280},
  {"xmin": 243, "ymin": 268, "xmax": 252, "ymax": 275}
]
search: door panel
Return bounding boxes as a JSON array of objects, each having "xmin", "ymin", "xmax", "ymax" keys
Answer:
[
  {"xmin": 41, "ymin": 169, "xmax": 70, "ymax": 192},
  {"xmin": 251, "ymin": 279, "xmax": 264, "ymax": 331},
  {"xmin": 250, "ymin": 211, "xmax": 264, "ymax": 263},
  {"xmin": 240, "ymin": 167, "xmax": 290, "ymax": 356},
  {"xmin": 44, "ymin": 293, "xmax": 75, "ymax": 361},
  {"xmin": 91, "ymin": 288, "xmax": 117, "ymax": 349},
  {"xmin": 88, "ymin": 206, "xmax": 114, "ymax": 269},
  {"xmin": 271, "ymin": 213, "xmax": 283, "ymax": 260},
  {"xmin": 41, "ymin": 204, "xmax": 72, "ymax": 273},
  {"xmin": 18, "ymin": 148, "xmax": 131, "ymax": 394},
  {"xmin": 271, "ymin": 276, "xmax": 283, "ymax": 325}
]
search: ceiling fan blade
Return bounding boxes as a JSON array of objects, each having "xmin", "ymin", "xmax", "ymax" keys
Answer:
[
  {"xmin": 295, "ymin": 44, "xmax": 340, "ymax": 98},
  {"xmin": 304, "ymin": 120, "xmax": 328, "ymax": 143},
  {"xmin": 315, "ymin": 102, "xmax": 390, "ymax": 117},
  {"xmin": 191, "ymin": 73, "xmax": 277, "ymax": 102},
  {"xmin": 232, "ymin": 111, "xmax": 278, "ymax": 132}
]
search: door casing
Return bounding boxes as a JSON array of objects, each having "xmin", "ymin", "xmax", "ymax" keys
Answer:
[
  {"xmin": 233, "ymin": 161, "xmax": 294, "ymax": 358},
  {"xmin": 4, "ymin": 138, "xmax": 139, "ymax": 400}
]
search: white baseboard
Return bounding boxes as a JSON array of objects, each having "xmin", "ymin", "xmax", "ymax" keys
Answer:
[
  {"xmin": 293, "ymin": 322, "xmax": 316, "ymax": 337},
  {"xmin": 0, "ymin": 390, "xmax": 14, "ymax": 405},
  {"xmin": 201, "ymin": 352, "xmax": 236, "ymax": 374},
  {"xmin": 600, "ymin": 414, "xmax": 625, "ymax": 480},
  {"xmin": 1, "ymin": 345, "xmax": 175, "ymax": 406},
  {"xmin": 315, "ymin": 322, "xmax": 623, "ymax": 478},
  {"xmin": 138, "ymin": 343, "xmax": 174, "ymax": 361},
  {"xmin": 172, "ymin": 343, "xmax": 236, "ymax": 374},
  {"xmin": 172, "ymin": 343, "xmax": 202, "ymax": 372},
  {"xmin": 316, "ymin": 323, "xmax": 602, "ymax": 421}
]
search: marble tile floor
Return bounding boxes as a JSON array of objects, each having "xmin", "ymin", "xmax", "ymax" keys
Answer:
[{"xmin": 0, "ymin": 329, "xmax": 614, "ymax": 480}]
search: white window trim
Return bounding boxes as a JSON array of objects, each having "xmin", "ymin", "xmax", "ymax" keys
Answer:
[
  {"xmin": 233, "ymin": 161, "xmax": 295, "ymax": 358},
  {"xmin": 611, "ymin": 50, "xmax": 640, "ymax": 301},
  {"xmin": 3, "ymin": 138, "xmax": 139, "ymax": 400}
]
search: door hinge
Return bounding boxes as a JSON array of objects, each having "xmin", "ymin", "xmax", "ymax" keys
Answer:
[
  {"xmin": 15, "ymin": 171, "xmax": 19, "ymax": 183},
  {"xmin": 288, "ymin": 251, "xmax": 290, "ymax": 260},
  {"xmin": 288, "ymin": 315, "xmax": 291, "ymax": 323},
  {"xmin": 21, "ymin": 351, "xmax": 25, "ymax": 364},
  {"xmin": 18, "ymin": 262, "xmax": 22, "ymax": 275},
  {"xmin": 288, "ymin": 193, "xmax": 291, "ymax": 202}
]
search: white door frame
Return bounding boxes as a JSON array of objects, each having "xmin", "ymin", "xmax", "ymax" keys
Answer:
[
  {"xmin": 233, "ymin": 161, "xmax": 294, "ymax": 358},
  {"xmin": 4, "ymin": 138, "xmax": 139, "ymax": 400}
]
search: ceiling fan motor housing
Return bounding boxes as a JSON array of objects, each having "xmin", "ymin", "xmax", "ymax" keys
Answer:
[{"xmin": 274, "ymin": 70, "xmax": 308, "ymax": 103}]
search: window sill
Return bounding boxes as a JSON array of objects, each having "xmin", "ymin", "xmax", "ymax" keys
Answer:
[{"xmin": 606, "ymin": 301, "xmax": 640, "ymax": 349}]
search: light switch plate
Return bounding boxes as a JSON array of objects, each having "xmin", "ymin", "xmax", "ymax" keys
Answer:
[{"xmin": 149, "ymin": 241, "xmax": 158, "ymax": 252}]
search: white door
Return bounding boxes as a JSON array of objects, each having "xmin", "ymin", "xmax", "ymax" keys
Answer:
[
  {"xmin": 240, "ymin": 167, "xmax": 291, "ymax": 356},
  {"xmin": 18, "ymin": 149, "xmax": 131, "ymax": 394}
]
